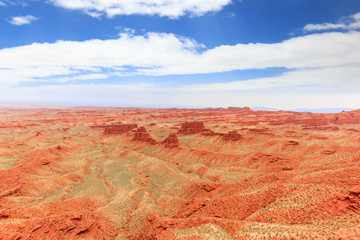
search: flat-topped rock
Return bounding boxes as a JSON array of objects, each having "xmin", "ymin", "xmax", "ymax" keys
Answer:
[
  {"xmin": 103, "ymin": 124, "xmax": 138, "ymax": 135},
  {"xmin": 178, "ymin": 121, "xmax": 206, "ymax": 134}
]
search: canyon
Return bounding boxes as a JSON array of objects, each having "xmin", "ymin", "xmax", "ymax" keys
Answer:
[{"xmin": 0, "ymin": 107, "xmax": 359, "ymax": 239}]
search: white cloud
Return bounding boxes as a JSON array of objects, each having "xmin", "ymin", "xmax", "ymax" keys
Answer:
[
  {"xmin": 304, "ymin": 23, "xmax": 347, "ymax": 32},
  {"xmin": 49, "ymin": 0, "xmax": 231, "ymax": 18},
  {"xmin": 0, "ymin": 32, "xmax": 204, "ymax": 84},
  {"xmin": 304, "ymin": 12, "xmax": 360, "ymax": 32},
  {"xmin": 176, "ymin": 65, "xmax": 360, "ymax": 92},
  {"xmin": 0, "ymin": 1, "xmax": 6, "ymax": 6},
  {"xmin": 0, "ymin": 30, "xmax": 359, "ymax": 108},
  {"xmin": 145, "ymin": 31, "xmax": 360, "ymax": 75},
  {"xmin": 53, "ymin": 73, "xmax": 109, "ymax": 83},
  {"xmin": 8, "ymin": 15, "xmax": 38, "ymax": 25},
  {"xmin": 0, "ymin": 31, "xmax": 360, "ymax": 85}
]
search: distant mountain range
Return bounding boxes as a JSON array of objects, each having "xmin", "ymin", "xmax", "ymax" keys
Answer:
[{"xmin": 251, "ymin": 107, "xmax": 355, "ymax": 113}]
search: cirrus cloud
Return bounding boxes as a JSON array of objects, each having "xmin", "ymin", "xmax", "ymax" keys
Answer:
[{"xmin": 304, "ymin": 12, "xmax": 360, "ymax": 32}]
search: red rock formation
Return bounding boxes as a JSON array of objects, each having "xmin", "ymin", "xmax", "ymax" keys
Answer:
[
  {"xmin": 103, "ymin": 124, "xmax": 138, "ymax": 135},
  {"xmin": 331, "ymin": 186, "xmax": 360, "ymax": 214},
  {"xmin": 332, "ymin": 110, "xmax": 360, "ymax": 124},
  {"xmin": 247, "ymin": 128, "xmax": 273, "ymax": 135},
  {"xmin": 322, "ymin": 149, "xmax": 336, "ymax": 155},
  {"xmin": 177, "ymin": 121, "xmax": 217, "ymax": 136},
  {"xmin": 163, "ymin": 133, "xmax": 179, "ymax": 148},
  {"xmin": 1, "ymin": 107, "xmax": 360, "ymax": 239},
  {"xmin": 285, "ymin": 140, "xmax": 299, "ymax": 146},
  {"xmin": 294, "ymin": 117, "xmax": 328, "ymax": 126},
  {"xmin": 201, "ymin": 129, "xmax": 217, "ymax": 136},
  {"xmin": 282, "ymin": 140, "xmax": 300, "ymax": 148},
  {"xmin": 178, "ymin": 121, "xmax": 206, "ymax": 134},
  {"xmin": 302, "ymin": 126, "xmax": 339, "ymax": 131},
  {"xmin": 247, "ymin": 152, "xmax": 295, "ymax": 172},
  {"xmin": 222, "ymin": 130, "xmax": 242, "ymax": 141},
  {"xmin": 132, "ymin": 126, "xmax": 157, "ymax": 144}
]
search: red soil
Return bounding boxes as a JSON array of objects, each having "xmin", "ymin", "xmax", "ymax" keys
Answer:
[{"xmin": 0, "ymin": 107, "xmax": 360, "ymax": 239}]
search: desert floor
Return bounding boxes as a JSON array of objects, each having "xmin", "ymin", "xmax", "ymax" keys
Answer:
[{"xmin": 0, "ymin": 107, "xmax": 359, "ymax": 239}]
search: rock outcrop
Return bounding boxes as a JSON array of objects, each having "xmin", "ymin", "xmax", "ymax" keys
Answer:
[
  {"xmin": 178, "ymin": 121, "xmax": 207, "ymax": 134},
  {"xmin": 132, "ymin": 126, "xmax": 157, "ymax": 144},
  {"xmin": 294, "ymin": 117, "xmax": 328, "ymax": 126},
  {"xmin": 103, "ymin": 124, "xmax": 138, "ymax": 135},
  {"xmin": 334, "ymin": 186, "xmax": 360, "ymax": 213},
  {"xmin": 332, "ymin": 110, "xmax": 360, "ymax": 124},
  {"xmin": 163, "ymin": 133, "xmax": 179, "ymax": 148},
  {"xmin": 222, "ymin": 130, "xmax": 242, "ymax": 141}
]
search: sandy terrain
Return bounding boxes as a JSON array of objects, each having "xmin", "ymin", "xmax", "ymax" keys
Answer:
[{"xmin": 0, "ymin": 107, "xmax": 359, "ymax": 239}]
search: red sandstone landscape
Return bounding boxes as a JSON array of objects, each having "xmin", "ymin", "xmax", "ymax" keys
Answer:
[{"xmin": 0, "ymin": 107, "xmax": 360, "ymax": 239}]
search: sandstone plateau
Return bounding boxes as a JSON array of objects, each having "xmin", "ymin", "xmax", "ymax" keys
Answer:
[{"xmin": 0, "ymin": 107, "xmax": 360, "ymax": 239}]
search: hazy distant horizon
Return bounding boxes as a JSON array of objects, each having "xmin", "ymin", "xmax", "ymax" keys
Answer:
[{"xmin": 0, "ymin": 101, "xmax": 356, "ymax": 114}]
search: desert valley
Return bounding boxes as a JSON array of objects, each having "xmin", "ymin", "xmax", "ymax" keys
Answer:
[{"xmin": 0, "ymin": 107, "xmax": 359, "ymax": 239}]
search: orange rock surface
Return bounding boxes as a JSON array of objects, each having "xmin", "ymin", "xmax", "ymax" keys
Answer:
[
  {"xmin": 163, "ymin": 133, "xmax": 180, "ymax": 148},
  {"xmin": 102, "ymin": 124, "xmax": 138, "ymax": 135},
  {"xmin": 178, "ymin": 121, "xmax": 207, "ymax": 134},
  {"xmin": 0, "ymin": 107, "xmax": 360, "ymax": 239},
  {"xmin": 132, "ymin": 126, "xmax": 157, "ymax": 144},
  {"xmin": 222, "ymin": 130, "xmax": 242, "ymax": 141}
]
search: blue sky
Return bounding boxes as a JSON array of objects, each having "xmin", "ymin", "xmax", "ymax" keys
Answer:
[{"xmin": 0, "ymin": 0, "xmax": 360, "ymax": 108}]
